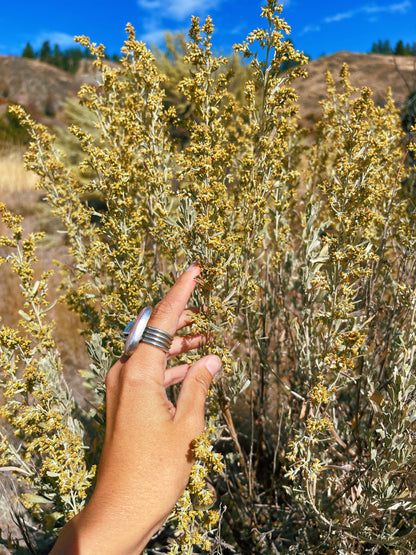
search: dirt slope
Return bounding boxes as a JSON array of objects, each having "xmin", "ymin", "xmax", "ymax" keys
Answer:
[
  {"xmin": 293, "ymin": 51, "xmax": 416, "ymax": 126},
  {"xmin": 0, "ymin": 56, "xmax": 79, "ymax": 123},
  {"xmin": 0, "ymin": 51, "xmax": 415, "ymax": 128},
  {"xmin": 0, "ymin": 56, "xmax": 105, "ymax": 125}
]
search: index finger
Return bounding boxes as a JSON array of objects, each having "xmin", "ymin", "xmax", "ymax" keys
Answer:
[{"xmin": 129, "ymin": 263, "xmax": 201, "ymax": 371}]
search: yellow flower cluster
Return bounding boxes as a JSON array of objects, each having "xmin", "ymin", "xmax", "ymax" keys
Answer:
[
  {"xmin": 0, "ymin": 205, "xmax": 95, "ymax": 530},
  {"xmin": 309, "ymin": 382, "xmax": 329, "ymax": 405},
  {"xmin": 3, "ymin": 0, "xmax": 415, "ymax": 551}
]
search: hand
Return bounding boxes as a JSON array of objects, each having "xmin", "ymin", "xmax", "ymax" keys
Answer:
[{"xmin": 51, "ymin": 264, "xmax": 221, "ymax": 554}]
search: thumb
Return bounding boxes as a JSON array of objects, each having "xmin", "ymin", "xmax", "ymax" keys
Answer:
[{"xmin": 174, "ymin": 355, "xmax": 222, "ymax": 431}]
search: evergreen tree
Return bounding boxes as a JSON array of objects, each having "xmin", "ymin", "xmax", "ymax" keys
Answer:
[
  {"xmin": 83, "ymin": 46, "xmax": 93, "ymax": 59},
  {"xmin": 65, "ymin": 47, "xmax": 83, "ymax": 73},
  {"xmin": 20, "ymin": 37, "xmax": 118, "ymax": 72},
  {"xmin": 371, "ymin": 39, "xmax": 416, "ymax": 56},
  {"xmin": 52, "ymin": 44, "xmax": 64, "ymax": 69},
  {"xmin": 370, "ymin": 39, "xmax": 392, "ymax": 55},
  {"xmin": 371, "ymin": 39, "xmax": 382, "ymax": 54},
  {"xmin": 22, "ymin": 42, "xmax": 35, "ymax": 59},
  {"xmin": 39, "ymin": 40, "xmax": 52, "ymax": 63},
  {"xmin": 383, "ymin": 39, "xmax": 392, "ymax": 54},
  {"xmin": 395, "ymin": 39, "xmax": 406, "ymax": 56}
]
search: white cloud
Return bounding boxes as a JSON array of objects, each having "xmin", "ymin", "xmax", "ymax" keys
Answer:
[
  {"xmin": 136, "ymin": 0, "xmax": 226, "ymax": 46},
  {"xmin": 229, "ymin": 23, "xmax": 246, "ymax": 36},
  {"xmin": 324, "ymin": 10, "xmax": 355, "ymax": 23},
  {"xmin": 299, "ymin": 24, "xmax": 321, "ymax": 36},
  {"xmin": 141, "ymin": 25, "xmax": 174, "ymax": 45},
  {"xmin": 137, "ymin": 0, "xmax": 223, "ymax": 20},
  {"xmin": 324, "ymin": 1, "xmax": 412, "ymax": 24},
  {"xmin": 364, "ymin": 0, "xmax": 412, "ymax": 14},
  {"xmin": 33, "ymin": 32, "xmax": 76, "ymax": 50},
  {"xmin": 300, "ymin": 1, "xmax": 412, "ymax": 41},
  {"xmin": 136, "ymin": 14, "xmax": 181, "ymax": 46}
]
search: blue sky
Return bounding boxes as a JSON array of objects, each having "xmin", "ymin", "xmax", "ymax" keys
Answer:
[{"xmin": 0, "ymin": 0, "xmax": 414, "ymax": 60}]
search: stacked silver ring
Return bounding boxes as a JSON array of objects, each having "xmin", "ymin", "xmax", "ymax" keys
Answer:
[
  {"xmin": 141, "ymin": 326, "xmax": 173, "ymax": 352},
  {"xmin": 123, "ymin": 307, "xmax": 173, "ymax": 356}
]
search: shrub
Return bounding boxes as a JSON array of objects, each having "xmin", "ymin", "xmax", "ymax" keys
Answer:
[
  {"xmin": 1, "ymin": 1, "xmax": 416, "ymax": 552},
  {"xmin": 0, "ymin": 108, "xmax": 29, "ymax": 147}
]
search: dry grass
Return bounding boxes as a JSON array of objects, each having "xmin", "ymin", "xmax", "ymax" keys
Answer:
[
  {"xmin": 0, "ymin": 152, "xmax": 90, "ymax": 551},
  {"xmin": 0, "ymin": 149, "xmax": 38, "ymax": 194},
  {"xmin": 0, "ymin": 148, "xmax": 90, "ymax": 397},
  {"xmin": 0, "ymin": 150, "xmax": 93, "ymax": 552}
]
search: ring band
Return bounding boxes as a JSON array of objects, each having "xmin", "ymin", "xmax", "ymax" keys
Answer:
[
  {"xmin": 123, "ymin": 307, "xmax": 152, "ymax": 356},
  {"xmin": 141, "ymin": 326, "xmax": 173, "ymax": 353},
  {"xmin": 123, "ymin": 308, "xmax": 174, "ymax": 355}
]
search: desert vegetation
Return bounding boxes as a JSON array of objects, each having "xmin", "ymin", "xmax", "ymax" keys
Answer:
[{"xmin": 1, "ymin": 1, "xmax": 416, "ymax": 553}]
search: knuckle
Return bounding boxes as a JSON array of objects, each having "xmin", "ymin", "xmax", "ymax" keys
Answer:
[
  {"xmin": 152, "ymin": 298, "xmax": 176, "ymax": 320},
  {"xmin": 190, "ymin": 367, "xmax": 212, "ymax": 392},
  {"xmin": 119, "ymin": 363, "xmax": 147, "ymax": 388},
  {"xmin": 104, "ymin": 367, "xmax": 117, "ymax": 390}
]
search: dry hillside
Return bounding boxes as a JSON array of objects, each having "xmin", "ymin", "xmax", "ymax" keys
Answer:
[
  {"xmin": 0, "ymin": 51, "xmax": 415, "ymax": 129},
  {"xmin": 0, "ymin": 56, "xmax": 102, "ymax": 125},
  {"xmin": 293, "ymin": 51, "xmax": 416, "ymax": 126},
  {"xmin": 0, "ymin": 56, "xmax": 76, "ymax": 124}
]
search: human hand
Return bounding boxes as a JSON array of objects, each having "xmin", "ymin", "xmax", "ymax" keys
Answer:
[{"xmin": 51, "ymin": 263, "xmax": 221, "ymax": 554}]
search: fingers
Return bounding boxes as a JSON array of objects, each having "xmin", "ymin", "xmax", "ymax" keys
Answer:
[
  {"xmin": 168, "ymin": 333, "xmax": 205, "ymax": 358},
  {"xmin": 175, "ymin": 355, "xmax": 222, "ymax": 432},
  {"xmin": 177, "ymin": 307, "xmax": 199, "ymax": 330},
  {"xmin": 128, "ymin": 263, "xmax": 201, "ymax": 377},
  {"xmin": 149, "ymin": 263, "xmax": 201, "ymax": 336},
  {"xmin": 163, "ymin": 364, "xmax": 189, "ymax": 387}
]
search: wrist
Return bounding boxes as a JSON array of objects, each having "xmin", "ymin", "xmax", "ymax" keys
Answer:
[{"xmin": 50, "ymin": 507, "xmax": 158, "ymax": 555}]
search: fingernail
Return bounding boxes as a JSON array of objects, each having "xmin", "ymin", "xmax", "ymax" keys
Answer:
[
  {"xmin": 205, "ymin": 355, "xmax": 222, "ymax": 377},
  {"xmin": 185, "ymin": 262, "xmax": 200, "ymax": 272}
]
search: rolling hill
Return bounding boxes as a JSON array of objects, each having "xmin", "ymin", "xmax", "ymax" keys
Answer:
[{"xmin": 0, "ymin": 51, "xmax": 415, "ymax": 131}]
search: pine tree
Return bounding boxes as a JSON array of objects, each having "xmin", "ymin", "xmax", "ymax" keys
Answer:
[
  {"xmin": 22, "ymin": 42, "xmax": 35, "ymax": 59},
  {"xmin": 383, "ymin": 39, "xmax": 392, "ymax": 54},
  {"xmin": 395, "ymin": 39, "xmax": 406, "ymax": 56},
  {"xmin": 371, "ymin": 39, "xmax": 383, "ymax": 54},
  {"xmin": 39, "ymin": 40, "xmax": 52, "ymax": 63},
  {"xmin": 52, "ymin": 44, "xmax": 64, "ymax": 69},
  {"xmin": 65, "ymin": 48, "xmax": 83, "ymax": 73}
]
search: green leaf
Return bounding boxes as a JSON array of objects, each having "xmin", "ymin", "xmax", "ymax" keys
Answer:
[
  {"xmin": 24, "ymin": 494, "xmax": 51, "ymax": 505},
  {"xmin": 18, "ymin": 310, "xmax": 31, "ymax": 321}
]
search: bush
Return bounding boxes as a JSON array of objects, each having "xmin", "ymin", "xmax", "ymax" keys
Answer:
[
  {"xmin": 0, "ymin": 108, "xmax": 29, "ymax": 147},
  {"xmin": 1, "ymin": 1, "xmax": 416, "ymax": 552}
]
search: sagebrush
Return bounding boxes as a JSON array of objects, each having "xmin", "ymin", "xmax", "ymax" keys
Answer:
[{"xmin": 1, "ymin": 1, "xmax": 416, "ymax": 553}]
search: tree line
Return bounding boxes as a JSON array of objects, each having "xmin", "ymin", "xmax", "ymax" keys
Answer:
[
  {"xmin": 21, "ymin": 36, "xmax": 416, "ymax": 77},
  {"xmin": 22, "ymin": 41, "xmax": 120, "ymax": 73},
  {"xmin": 371, "ymin": 38, "xmax": 416, "ymax": 56}
]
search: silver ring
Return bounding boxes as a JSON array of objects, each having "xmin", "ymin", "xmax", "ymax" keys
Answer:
[
  {"xmin": 123, "ymin": 308, "xmax": 174, "ymax": 355},
  {"xmin": 123, "ymin": 307, "xmax": 152, "ymax": 356},
  {"xmin": 141, "ymin": 326, "xmax": 173, "ymax": 353}
]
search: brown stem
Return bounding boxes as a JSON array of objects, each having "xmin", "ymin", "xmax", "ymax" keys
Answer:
[{"xmin": 218, "ymin": 386, "xmax": 250, "ymax": 485}]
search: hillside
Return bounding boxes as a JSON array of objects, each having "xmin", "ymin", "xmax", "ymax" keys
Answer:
[
  {"xmin": 0, "ymin": 52, "xmax": 415, "ymax": 131},
  {"xmin": 0, "ymin": 56, "xmax": 101, "ymax": 126},
  {"xmin": 293, "ymin": 51, "xmax": 415, "ymax": 126}
]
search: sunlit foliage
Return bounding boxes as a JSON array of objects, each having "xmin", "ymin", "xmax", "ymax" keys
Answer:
[{"xmin": 1, "ymin": 1, "xmax": 416, "ymax": 552}]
